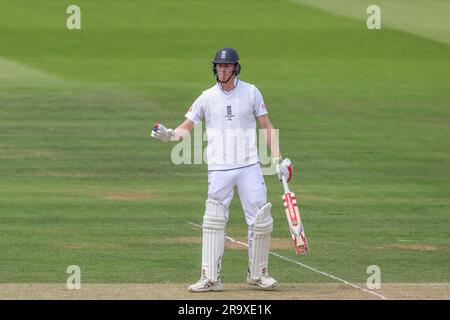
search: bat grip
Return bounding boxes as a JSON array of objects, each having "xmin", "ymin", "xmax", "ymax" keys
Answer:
[{"xmin": 281, "ymin": 175, "xmax": 290, "ymax": 194}]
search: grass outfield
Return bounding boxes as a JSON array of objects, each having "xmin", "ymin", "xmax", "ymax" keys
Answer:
[
  {"xmin": 291, "ymin": 0, "xmax": 450, "ymax": 45},
  {"xmin": 0, "ymin": 0, "xmax": 449, "ymax": 291}
]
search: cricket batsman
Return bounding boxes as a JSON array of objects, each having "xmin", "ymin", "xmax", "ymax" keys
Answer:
[{"xmin": 151, "ymin": 48, "xmax": 292, "ymax": 292}]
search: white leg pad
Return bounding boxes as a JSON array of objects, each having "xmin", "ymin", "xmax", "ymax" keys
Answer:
[
  {"xmin": 201, "ymin": 198, "xmax": 227, "ymax": 282},
  {"xmin": 248, "ymin": 202, "xmax": 273, "ymax": 279}
]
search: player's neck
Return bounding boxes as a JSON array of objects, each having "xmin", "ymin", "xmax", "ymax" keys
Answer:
[{"xmin": 219, "ymin": 77, "xmax": 238, "ymax": 92}]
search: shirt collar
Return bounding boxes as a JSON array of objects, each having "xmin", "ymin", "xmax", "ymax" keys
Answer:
[{"xmin": 218, "ymin": 78, "xmax": 239, "ymax": 94}]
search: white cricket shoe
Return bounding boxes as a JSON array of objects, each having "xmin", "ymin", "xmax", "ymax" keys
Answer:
[
  {"xmin": 247, "ymin": 274, "xmax": 278, "ymax": 289},
  {"xmin": 188, "ymin": 277, "xmax": 223, "ymax": 292}
]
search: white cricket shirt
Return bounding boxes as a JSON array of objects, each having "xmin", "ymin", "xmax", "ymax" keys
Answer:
[{"xmin": 185, "ymin": 80, "xmax": 268, "ymax": 171}]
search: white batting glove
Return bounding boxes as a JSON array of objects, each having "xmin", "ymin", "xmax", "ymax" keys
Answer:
[
  {"xmin": 151, "ymin": 122, "xmax": 174, "ymax": 143},
  {"xmin": 273, "ymin": 157, "xmax": 293, "ymax": 182}
]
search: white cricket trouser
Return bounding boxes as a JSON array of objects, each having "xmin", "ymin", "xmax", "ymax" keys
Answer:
[{"xmin": 207, "ymin": 162, "xmax": 267, "ymax": 226}]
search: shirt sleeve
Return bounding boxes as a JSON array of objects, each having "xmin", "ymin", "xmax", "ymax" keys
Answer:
[
  {"xmin": 185, "ymin": 93, "xmax": 205, "ymax": 124},
  {"xmin": 253, "ymin": 86, "xmax": 268, "ymax": 117}
]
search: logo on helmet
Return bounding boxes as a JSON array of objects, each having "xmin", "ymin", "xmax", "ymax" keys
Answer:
[{"xmin": 221, "ymin": 51, "xmax": 227, "ymax": 59}]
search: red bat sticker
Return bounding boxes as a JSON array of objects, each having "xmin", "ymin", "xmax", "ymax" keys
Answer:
[{"xmin": 281, "ymin": 176, "xmax": 309, "ymax": 255}]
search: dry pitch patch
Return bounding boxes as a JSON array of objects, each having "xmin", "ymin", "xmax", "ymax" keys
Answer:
[{"xmin": 0, "ymin": 283, "xmax": 448, "ymax": 300}]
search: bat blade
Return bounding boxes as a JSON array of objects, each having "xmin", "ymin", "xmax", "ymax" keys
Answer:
[{"xmin": 282, "ymin": 191, "xmax": 309, "ymax": 255}]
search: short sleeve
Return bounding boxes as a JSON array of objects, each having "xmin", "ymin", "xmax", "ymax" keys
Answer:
[
  {"xmin": 253, "ymin": 86, "xmax": 268, "ymax": 117},
  {"xmin": 185, "ymin": 93, "xmax": 205, "ymax": 124}
]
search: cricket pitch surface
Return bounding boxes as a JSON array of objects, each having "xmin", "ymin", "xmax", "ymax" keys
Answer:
[{"xmin": 0, "ymin": 283, "xmax": 448, "ymax": 300}]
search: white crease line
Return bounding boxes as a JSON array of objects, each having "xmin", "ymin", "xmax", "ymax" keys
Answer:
[{"xmin": 188, "ymin": 221, "xmax": 388, "ymax": 300}]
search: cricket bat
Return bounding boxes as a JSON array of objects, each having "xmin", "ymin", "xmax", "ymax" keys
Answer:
[{"xmin": 281, "ymin": 175, "xmax": 309, "ymax": 255}]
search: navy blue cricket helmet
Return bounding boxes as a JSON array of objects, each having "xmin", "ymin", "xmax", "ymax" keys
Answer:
[{"xmin": 212, "ymin": 48, "xmax": 241, "ymax": 82}]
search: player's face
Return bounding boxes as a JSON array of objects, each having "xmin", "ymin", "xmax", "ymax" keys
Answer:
[{"xmin": 216, "ymin": 63, "xmax": 235, "ymax": 82}]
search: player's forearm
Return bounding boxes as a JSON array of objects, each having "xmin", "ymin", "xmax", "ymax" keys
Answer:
[
  {"xmin": 173, "ymin": 119, "xmax": 195, "ymax": 141},
  {"xmin": 268, "ymin": 127, "xmax": 281, "ymax": 159},
  {"xmin": 261, "ymin": 123, "xmax": 280, "ymax": 158}
]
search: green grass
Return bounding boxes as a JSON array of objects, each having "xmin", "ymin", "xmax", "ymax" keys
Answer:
[
  {"xmin": 0, "ymin": 0, "xmax": 449, "ymax": 285},
  {"xmin": 291, "ymin": 0, "xmax": 450, "ymax": 45}
]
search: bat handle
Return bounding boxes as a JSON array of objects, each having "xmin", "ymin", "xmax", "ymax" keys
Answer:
[{"xmin": 281, "ymin": 175, "xmax": 290, "ymax": 194}]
